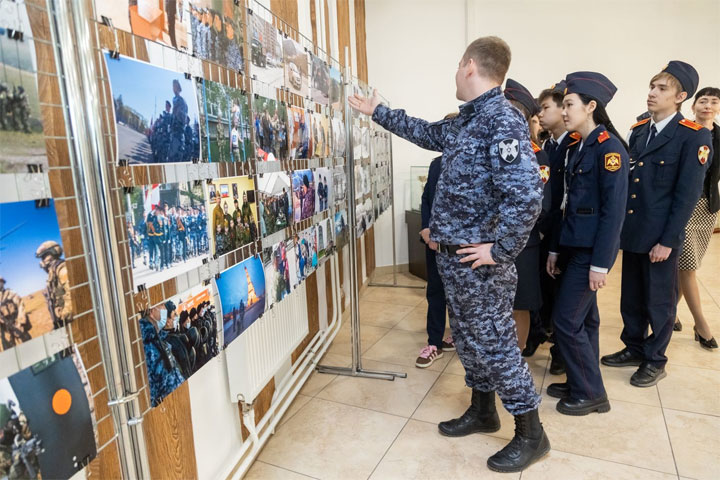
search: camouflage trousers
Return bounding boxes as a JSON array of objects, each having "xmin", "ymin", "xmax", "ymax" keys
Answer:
[{"xmin": 436, "ymin": 252, "xmax": 541, "ymax": 415}]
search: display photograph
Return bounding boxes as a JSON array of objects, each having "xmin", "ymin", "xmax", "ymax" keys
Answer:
[
  {"xmin": 293, "ymin": 226, "xmax": 317, "ymax": 282},
  {"xmin": 123, "ymin": 182, "xmax": 208, "ymax": 289},
  {"xmin": 216, "ymin": 255, "xmax": 266, "ymax": 346},
  {"xmin": 1, "ymin": 346, "xmax": 97, "ymax": 480},
  {"xmin": 329, "ymin": 65, "xmax": 342, "ymax": 111},
  {"xmin": 0, "ymin": 200, "xmax": 73, "ymax": 351},
  {"xmin": 95, "ymin": 0, "xmax": 190, "ymax": 50},
  {"xmin": 252, "ymin": 95, "xmax": 288, "ymax": 162},
  {"xmin": 354, "ymin": 164, "xmax": 364, "ymax": 200},
  {"xmin": 287, "ymin": 105, "xmax": 311, "ymax": 160},
  {"xmin": 207, "ymin": 176, "xmax": 257, "ymax": 256},
  {"xmin": 189, "ymin": 0, "xmax": 244, "ymax": 72},
  {"xmin": 282, "ymin": 37, "xmax": 309, "ymax": 98},
  {"xmin": 311, "ymin": 112, "xmax": 330, "ymax": 158},
  {"xmin": 257, "ymin": 172, "xmax": 292, "ymax": 237},
  {"xmin": 331, "ymin": 113, "xmax": 345, "ymax": 158},
  {"xmin": 316, "ymin": 217, "xmax": 334, "ymax": 261},
  {"xmin": 249, "ymin": 14, "xmax": 283, "ymax": 89},
  {"xmin": 333, "ymin": 165, "xmax": 347, "ymax": 205},
  {"xmin": 310, "ymin": 54, "xmax": 330, "ymax": 105},
  {"xmin": 361, "ymin": 125, "xmax": 371, "ymax": 159},
  {"xmin": 199, "ymin": 80, "xmax": 252, "ymax": 163},
  {"xmin": 291, "ymin": 169, "xmax": 315, "ymax": 222},
  {"xmin": 314, "ymin": 167, "xmax": 333, "ymax": 214},
  {"xmin": 352, "ymin": 122, "xmax": 362, "ymax": 160},
  {"xmin": 105, "ymin": 53, "xmax": 201, "ymax": 165},
  {"xmin": 334, "ymin": 210, "xmax": 348, "ymax": 248},
  {"xmin": 0, "ymin": 0, "xmax": 47, "ymax": 174},
  {"xmin": 262, "ymin": 238, "xmax": 297, "ymax": 309}
]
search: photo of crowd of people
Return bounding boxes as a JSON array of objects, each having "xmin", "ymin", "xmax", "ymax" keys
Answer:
[
  {"xmin": 287, "ymin": 105, "xmax": 311, "ymax": 159},
  {"xmin": 331, "ymin": 114, "xmax": 345, "ymax": 158},
  {"xmin": 249, "ymin": 13, "xmax": 283, "ymax": 89},
  {"xmin": 291, "ymin": 169, "xmax": 315, "ymax": 222},
  {"xmin": 312, "ymin": 112, "xmax": 330, "ymax": 158},
  {"xmin": 190, "ymin": 0, "xmax": 244, "ymax": 72},
  {"xmin": 207, "ymin": 176, "xmax": 257, "ymax": 256},
  {"xmin": 333, "ymin": 165, "xmax": 347, "ymax": 205},
  {"xmin": 314, "ymin": 167, "xmax": 333, "ymax": 213},
  {"xmin": 124, "ymin": 182, "xmax": 209, "ymax": 288},
  {"xmin": 105, "ymin": 53, "xmax": 201, "ymax": 165},
  {"xmin": 282, "ymin": 37, "xmax": 309, "ymax": 98},
  {"xmin": 310, "ymin": 54, "xmax": 330, "ymax": 105},
  {"xmin": 199, "ymin": 80, "xmax": 252, "ymax": 163},
  {"xmin": 316, "ymin": 217, "xmax": 334, "ymax": 262},
  {"xmin": 262, "ymin": 239, "xmax": 297, "ymax": 309},
  {"xmin": 252, "ymin": 95, "xmax": 288, "ymax": 162},
  {"xmin": 294, "ymin": 226, "xmax": 317, "ymax": 282},
  {"xmin": 329, "ymin": 66, "xmax": 343, "ymax": 111},
  {"xmin": 0, "ymin": 1, "xmax": 47, "ymax": 174},
  {"xmin": 0, "ymin": 200, "xmax": 73, "ymax": 351},
  {"xmin": 257, "ymin": 172, "xmax": 292, "ymax": 237},
  {"xmin": 216, "ymin": 255, "xmax": 265, "ymax": 346},
  {"xmin": 334, "ymin": 210, "xmax": 348, "ymax": 248}
]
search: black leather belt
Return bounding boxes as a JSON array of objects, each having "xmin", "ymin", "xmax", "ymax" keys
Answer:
[{"xmin": 436, "ymin": 244, "xmax": 462, "ymax": 255}]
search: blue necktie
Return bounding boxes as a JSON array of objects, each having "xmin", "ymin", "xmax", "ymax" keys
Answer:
[{"xmin": 646, "ymin": 125, "xmax": 657, "ymax": 148}]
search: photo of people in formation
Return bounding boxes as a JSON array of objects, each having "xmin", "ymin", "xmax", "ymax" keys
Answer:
[
  {"xmin": 123, "ymin": 182, "xmax": 208, "ymax": 289},
  {"xmin": 207, "ymin": 176, "xmax": 257, "ymax": 256},
  {"xmin": 216, "ymin": 255, "xmax": 265, "ymax": 347},
  {"xmin": 333, "ymin": 165, "xmax": 347, "ymax": 205},
  {"xmin": 331, "ymin": 114, "xmax": 345, "ymax": 158},
  {"xmin": 0, "ymin": 1, "xmax": 47, "ymax": 174},
  {"xmin": 0, "ymin": 200, "xmax": 73, "ymax": 352},
  {"xmin": 310, "ymin": 54, "xmax": 330, "ymax": 105},
  {"xmin": 249, "ymin": 14, "xmax": 283, "ymax": 89},
  {"xmin": 190, "ymin": 0, "xmax": 244, "ymax": 72},
  {"xmin": 96, "ymin": 0, "xmax": 191, "ymax": 50},
  {"xmin": 294, "ymin": 226, "xmax": 317, "ymax": 282},
  {"xmin": 257, "ymin": 172, "xmax": 292, "ymax": 237},
  {"xmin": 356, "ymin": 197, "xmax": 374, "ymax": 236},
  {"xmin": 199, "ymin": 80, "xmax": 252, "ymax": 162},
  {"xmin": 138, "ymin": 288, "xmax": 218, "ymax": 406},
  {"xmin": 262, "ymin": 239, "xmax": 298, "ymax": 309},
  {"xmin": 312, "ymin": 112, "xmax": 330, "ymax": 158},
  {"xmin": 252, "ymin": 95, "xmax": 288, "ymax": 162},
  {"xmin": 314, "ymin": 167, "xmax": 333, "ymax": 214},
  {"xmin": 287, "ymin": 105, "xmax": 311, "ymax": 160},
  {"xmin": 291, "ymin": 169, "xmax": 315, "ymax": 222},
  {"xmin": 282, "ymin": 37, "xmax": 309, "ymax": 98},
  {"xmin": 316, "ymin": 217, "xmax": 334, "ymax": 262},
  {"xmin": 334, "ymin": 210, "xmax": 348, "ymax": 248},
  {"xmin": 105, "ymin": 53, "xmax": 201, "ymax": 165},
  {"xmin": 329, "ymin": 66, "xmax": 343, "ymax": 111},
  {"xmin": 0, "ymin": 347, "xmax": 97, "ymax": 480}
]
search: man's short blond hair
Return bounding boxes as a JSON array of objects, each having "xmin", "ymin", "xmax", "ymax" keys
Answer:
[
  {"xmin": 462, "ymin": 36, "xmax": 511, "ymax": 83},
  {"xmin": 651, "ymin": 72, "xmax": 685, "ymax": 111}
]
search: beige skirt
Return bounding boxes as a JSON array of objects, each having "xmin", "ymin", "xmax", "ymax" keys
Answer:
[{"xmin": 679, "ymin": 197, "xmax": 717, "ymax": 271}]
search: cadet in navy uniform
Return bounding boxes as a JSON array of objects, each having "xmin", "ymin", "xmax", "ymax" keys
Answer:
[
  {"xmin": 602, "ymin": 62, "xmax": 712, "ymax": 386},
  {"xmin": 350, "ymin": 36, "xmax": 549, "ymax": 473},
  {"xmin": 545, "ymin": 72, "xmax": 629, "ymax": 415},
  {"xmin": 503, "ymin": 79, "xmax": 551, "ymax": 351}
]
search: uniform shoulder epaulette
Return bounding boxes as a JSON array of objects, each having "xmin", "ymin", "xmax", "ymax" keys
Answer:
[
  {"xmin": 531, "ymin": 141, "xmax": 541, "ymax": 153},
  {"xmin": 679, "ymin": 118, "xmax": 703, "ymax": 131},
  {"xmin": 630, "ymin": 117, "xmax": 650, "ymax": 129},
  {"xmin": 568, "ymin": 131, "xmax": 581, "ymax": 146},
  {"xmin": 598, "ymin": 130, "xmax": 610, "ymax": 144}
]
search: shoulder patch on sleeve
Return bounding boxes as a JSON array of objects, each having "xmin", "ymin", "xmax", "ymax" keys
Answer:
[
  {"xmin": 531, "ymin": 141, "xmax": 541, "ymax": 153},
  {"xmin": 498, "ymin": 138, "xmax": 520, "ymax": 163},
  {"xmin": 698, "ymin": 145, "xmax": 711, "ymax": 165},
  {"xmin": 539, "ymin": 164, "xmax": 550, "ymax": 183},
  {"xmin": 604, "ymin": 152, "xmax": 621, "ymax": 172},
  {"xmin": 598, "ymin": 130, "xmax": 610, "ymax": 143},
  {"xmin": 630, "ymin": 117, "xmax": 650, "ymax": 129},
  {"xmin": 679, "ymin": 118, "xmax": 703, "ymax": 131}
]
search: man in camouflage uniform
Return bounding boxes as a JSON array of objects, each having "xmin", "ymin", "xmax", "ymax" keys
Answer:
[
  {"xmin": 35, "ymin": 241, "xmax": 73, "ymax": 329},
  {"xmin": 12, "ymin": 86, "xmax": 30, "ymax": 134},
  {"xmin": 0, "ymin": 82, "xmax": 8, "ymax": 130},
  {"xmin": 349, "ymin": 36, "xmax": 549, "ymax": 473},
  {"xmin": 0, "ymin": 277, "xmax": 32, "ymax": 349},
  {"xmin": 139, "ymin": 303, "xmax": 185, "ymax": 406}
]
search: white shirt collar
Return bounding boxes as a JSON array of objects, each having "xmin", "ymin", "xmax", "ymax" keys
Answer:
[
  {"xmin": 650, "ymin": 113, "xmax": 676, "ymax": 135},
  {"xmin": 555, "ymin": 131, "xmax": 568, "ymax": 143}
]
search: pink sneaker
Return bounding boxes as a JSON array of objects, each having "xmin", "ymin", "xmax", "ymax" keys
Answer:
[
  {"xmin": 416, "ymin": 345, "xmax": 443, "ymax": 368},
  {"xmin": 441, "ymin": 336, "xmax": 455, "ymax": 352}
]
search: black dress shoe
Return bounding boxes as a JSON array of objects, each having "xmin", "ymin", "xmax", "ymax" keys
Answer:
[
  {"xmin": 630, "ymin": 363, "xmax": 666, "ymax": 387},
  {"xmin": 694, "ymin": 327, "xmax": 718, "ymax": 350},
  {"xmin": 549, "ymin": 355, "xmax": 565, "ymax": 375},
  {"xmin": 673, "ymin": 319, "xmax": 683, "ymax": 332},
  {"xmin": 556, "ymin": 396, "xmax": 611, "ymax": 416},
  {"xmin": 601, "ymin": 348, "xmax": 643, "ymax": 367},
  {"xmin": 438, "ymin": 389, "xmax": 500, "ymax": 437},
  {"xmin": 546, "ymin": 382, "xmax": 570, "ymax": 399},
  {"xmin": 522, "ymin": 339, "xmax": 540, "ymax": 357}
]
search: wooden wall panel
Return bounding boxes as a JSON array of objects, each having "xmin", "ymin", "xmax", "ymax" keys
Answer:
[
  {"xmin": 338, "ymin": 247, "xmax": 346, "ymax": 313},
  {"xmin": 324, "ymin": 0, "xmax": 331, "ymax": 57},
  {"xmin": 86, "ymin": 440, "xmax": 123, "ymax": 479},
  {"xmin": 356, "ymin": 238, "xmax": 364, "ymax": 286},
  {"xmin": 336, "ymin": 0, "xmax": 352, "ymax": 68},
  {"xmin": 365, "ymin": 226, "xmax": 375, "ymax": 278},
  {"xmin": 354, "ymin": 0, "xmax": 368, "ymax": 82},
  {"xmin": 270, "ymin": 0, "xmax": 299, "ymax": 31},
  {"xmin": 143, "ymin": 382, "xmax": 198, "ymax": 480},
  {"xmin": 325, "ymin": 260, "xmax": 334, "ymax": 323},
  {"xmin": 309, "ymin": 0, "xmax": 318, "ymax": 46},
  {"xmin": 291, "ymin": 272, "xmax": 320, "ymax": 363}
]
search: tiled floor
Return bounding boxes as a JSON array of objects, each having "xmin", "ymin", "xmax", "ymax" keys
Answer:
[{"xmin": 248, "ymin": 240, "xmax": 720, "ymax": 480}]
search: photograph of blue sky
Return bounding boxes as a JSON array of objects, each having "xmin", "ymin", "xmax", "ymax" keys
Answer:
[{"xmin": 216, "ymin": 256, "xmax": 265, "ymax": 315}]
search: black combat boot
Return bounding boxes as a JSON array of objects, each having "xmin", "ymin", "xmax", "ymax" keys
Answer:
[
  {"xmin": 438, "ymin": 389, "xmax": 500, "ymax": 437},
  {"xmin": 486, "ymin": 408, "xmax": 550, "ymax": 473}
]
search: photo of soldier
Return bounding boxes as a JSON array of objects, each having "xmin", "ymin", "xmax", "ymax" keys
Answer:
[
  {"xmin": 1, "ymin": 346, "xmax": 97, "ymax": 479},
  {"xmin": 216, "ymin": 255, "xmax": 266, "ymax": 347},
  {"xmin": 333, "ymin": 165, "xmax": 347, "ymax": 205},
  {"xmin": 257, "ymin": 172, "xmax": 292, "ymax": 237},
  {"xmin": 206, "ymin": 176, "xmax": 257, "ymax": 256},
  {"xmin": 123, "ymin": 182, "xmax": 208, "ymax": 289},
  {"xmin": 316, "ymin": 217, "xmax": 334, "ymax": 262},
  {"xmin": 262, "ymin": 238, "xmax": 298, "ymax": 310},
  {"xmin": 291, "ymin": 169, "xmax": 315, "ymax": 222},
  {"xmin": 293, "ymin": 226, "xmax": 317, "ymax": 283},
  {"xmin": 249, "ymin": 13, "xmax": 284, "ymax": 89},
  {"xmin": 282, "ymin": 37, "xmax": 309, "ymax": 98},
  {"xmin": 310, "ymin": 54, "xmax": 330, "ymax": 105},
  {"xmin": 252, "ymin": 95, "xmax": 289, "ymax": 162},
  {"xmin": 189, "ymin": 0, "xmax": 244, "ymax": 72},
  {"xmin": 198, "ymin": 79, "xmax": 252, "ymax": 163},
  {"xmin": 0, "ymin": 1, "xmax": 47, "ymax": 173},
  {"xmin": 329, "ymin": 66, "xmax": 343, "ymax": 112},
  {"xmin": 376, "ymin": 188, "xmax": 391, "ymax": 217},
  {"xmin": 334, "ymin": 210, "xmax": 348, "ymax": 248},
  {"xmin": 331, "ymin": 113, "xmax": 346, "ymax": 158},
  {"xmin": 355, "ymin": 198, "xmax": 374, "ymax": 237},
  {"xmin": 104, "ymin": 53, "xmax": 201, "ymax": 165},
  {"xmin": 311, "ymin": 112, "xmax": 330, "ymax": 158},
  {"xmin": 0, "ymin": 200, "xmax": 73, "ymax": 352},
  {"xmin": 287, "ymin": 105, "xmax": 312, "ymax": 160},
  {"xmin": 314, "ymin": 167, "xmax": 333, "ymax": 214}
]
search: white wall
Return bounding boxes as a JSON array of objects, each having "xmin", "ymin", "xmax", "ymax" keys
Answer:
[{"xmin": 366, "ymin": 0, "xmax": 720, "ymax": 267}]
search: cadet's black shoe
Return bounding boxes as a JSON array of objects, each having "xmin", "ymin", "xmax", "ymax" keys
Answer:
[
  {"xmin": 546, "ymin": 382, "xmax": 570, "ymax": 399},
  {"xmin": 630, "ymin": 363, "xmax": 666, "ymax": 387},
  {"xmin": 556, "ymin": 395, "xmax": 611, "ymax": 416},
  {"xmin": 438, "ymin": 389, "xmax": 500, "ymax": 437},
  {"xmin": 673, "ymin": 319, "xmax": 683, "ymax": 332},
  {"xmin": 522, "ymin": 339, "xmax": 540, "ymax": 357},
  {"xmin": 487, "ymin": 408, "xmax": 550, "ymax": 473},
  {"xmin": 601, "ymin": 348, "xmax": 643, "ymax": 367},
  {"xmin": 548, "ymin": 355, "xmax": 565, "ymax": 375}
]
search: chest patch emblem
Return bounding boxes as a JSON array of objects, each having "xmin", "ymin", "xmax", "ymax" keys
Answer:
[
  {"xmin": 698, "ymin": 145, "xmax": 710, "ymax": 165},
  {"xmin": 498, "ymin": 138, "xmax": 520, "ymax": 163},
  {"xmin": 604, "ymin": 152, "xmax": 621, "ymax": 172},
  {"xmin": 539, "ymin": 165, "xmax": 550, "ymax": 184}
]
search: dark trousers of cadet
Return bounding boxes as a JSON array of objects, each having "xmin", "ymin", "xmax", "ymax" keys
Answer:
[
  {"xmin": 435, "ymin": 252, "xmax": 540, "ymax": 415},
  {"xmin": 620, "ymin": 250, "xmax": 679, "ymax": 367},
  {"xmin": 425, "ymin": 247, "xmax": 447, "ymax": 349},
  {"xmin": 553, "ymin": 248, "xmax": 605, "ymax": 400}
]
